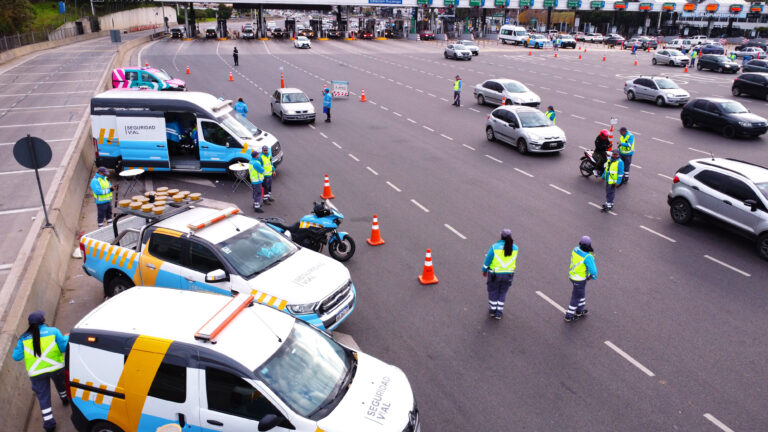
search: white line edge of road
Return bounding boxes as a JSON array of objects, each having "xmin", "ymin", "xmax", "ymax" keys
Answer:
[
  {"xmin": 386, "ymin": 181, "xmax": 401, "ymax": 192},
  {"xmin": 347, "ymin": 153, "xmax": 360, "ymax": 162},
  {"xmin": 703, "ymin": 255, "xmax": 751, "ymax": 277},
  {"xmin": 410, "ymin": 199, "xmax": 429, "ymax": 213},
  {"xmin": 549, "ymin": 184, "xmax": 572, "ymax": 195},
  {"xmin": 514, "ymin": 168, "xmax": 533, "ymax": 177},
  {"xmin": 639, "ymin": 225, "xmax": 677, "ymax": 243},
  {"xmin": 443, "ymin": 224, "xmax": 467, "ymax": 240},
  {"xmin": 485, "ymin": 154, "xmax": 502, "ymax": 163},
  {"xmin": 604, "ymin": 341, "xmax": 656, "ymax": 377},
  {"xmin": 703, "ymin": 414, "xmax": 735, "ymax": 432},
  {"xmin": 535, "ymin": 291, "xmax": 566, "ymax": 314},
  {"xmin": 137, "ymin": 38, "xmax": 163, "ymax": 68}
]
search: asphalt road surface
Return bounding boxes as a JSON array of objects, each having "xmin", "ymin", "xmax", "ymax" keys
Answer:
[{"xmin": 52, "ymin": 36, "xmax": 768, "ymax": 431}]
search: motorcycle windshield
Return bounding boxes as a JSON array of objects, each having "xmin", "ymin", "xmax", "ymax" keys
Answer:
[{"xmin": 217, "ymin": 224, "xmax": 298, "ymax": 278}]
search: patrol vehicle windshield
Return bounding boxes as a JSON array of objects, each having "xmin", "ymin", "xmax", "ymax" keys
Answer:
[
  {"xmin": 757, "ymin": 182, "xmax": 768, "ymax": 200},
  {"xmin": 216, "ymin": 223, "xmax": 297, "ymax": 278},
  {"xmin": 255, "ymin": 320, "xmax": 355, "ymax": 419},
  {"xmin": 220, "ymin": 112, "xmax": 262, "ymax": 138}
]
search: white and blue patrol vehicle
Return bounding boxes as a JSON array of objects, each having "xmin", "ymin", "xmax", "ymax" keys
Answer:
[{"xmin": 90, "ymin": 89, "xmax": 283, "ymax": 174}]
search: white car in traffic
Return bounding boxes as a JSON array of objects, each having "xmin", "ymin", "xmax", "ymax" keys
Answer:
[{"xmin": 294, "ymin": 35, "xmax": 311, "ymax": 48}]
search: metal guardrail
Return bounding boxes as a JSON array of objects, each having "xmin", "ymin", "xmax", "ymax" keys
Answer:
[{"xmin": 0, "ymin": 26, "xmax": 85, "ymax": 53}]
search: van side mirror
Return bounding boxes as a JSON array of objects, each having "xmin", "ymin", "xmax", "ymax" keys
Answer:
[
  {"xmin": 744, "ymin": 199, "xmax": 758, "ymax": 212},
  {"xmin": 205, "ymin": 269, "xmax": 228, "ymax": 283},
  {"xmin": 258, "ymin": 414, "xmax": 283, "ymax": 431},
  {"xmin": 309, "ymin": 98, "xmax": 314, "ymax": 101}
]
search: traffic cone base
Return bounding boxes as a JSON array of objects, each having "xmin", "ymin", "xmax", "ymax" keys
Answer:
[
  {"xmin": 684, "ymin": 66, "xmax": 688, "ymax": 73},
  {"xmin": 360, "ymin": 89, "xmax": 367, "ymax": 102},
  {"xmin": 366, "ymin": 214, "xmax": 385, "ymax": 246},
  {"xmin": 634, "ymin": 59, "xmax": 638, "ymax": 66},
  {"xmin": 186, "ymin": 65, "xmax": 190, "ymax": 74},
  {"xmin": 578, "ymin": 54, "xmax": 582, "ymax": 60},
  {"xmin": 602, "ymin": 56, "xmax": 606, "ymax": 62},
  {"xmin": 528, "ymin": 51, "xmax": 532, "ymax": 56},
  {"xmin": 229, "ymin": 71, "xmax": 234, "ymax": 81},
  {"xmin": 418, "ymin": 249, "xmax": 438, "ymax": 285},
  {"xmin": 554, "ymin": 53, "xmax": 558, "ymax": 58},
  {"xmin": 320, "ymin": 174, "xmax": 335, "ymax": 200}
]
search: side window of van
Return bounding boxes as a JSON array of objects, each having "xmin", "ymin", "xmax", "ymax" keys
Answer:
[
  {"xmin": 205, "ymin": 367, "xmax": 283, "ymax": 421},
  {"xmin": 141, "ymin": 72, "xmax": 158, "ymax": 83},
  {"xmin": 148, "ymin": 363, "xmax": 186, "ymax": 403},
  {"xmin": 125, "ymin": 71, "xmax": 138, "ymax": 81},
  {"xmin": 148, "ymin": 233, "xmax": 186, "ymax": 265},
  {"xmin": 201, "ymin": 121, "xmax": 233, "ymax": 147}
]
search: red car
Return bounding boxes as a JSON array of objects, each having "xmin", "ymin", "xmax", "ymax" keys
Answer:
[
  {"xmin": 359, "ymin": 31, "xmax": 374, "ymax": 40},
  {"xmin": 420, "ymin": 31, "xmax": 435, "ymax": 40}
]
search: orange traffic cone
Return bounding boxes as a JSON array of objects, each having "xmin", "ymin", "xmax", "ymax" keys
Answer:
[
  {"xmin": 634, "ymin": 59, "xmax": 638, "ymax": 66},
  {"xmin": 684, "ymin": 66, "xmax": 688, "ymax": 73},
  {"xmin": 528, "ymin": 50, "xmax": 532, "ymax": 56},
  {"xmin": 280, "ymin": 71, "xmax": 285, "ymax": 89},
  {"xmin": 320, "ymin": 174, "xmax": 335, "ymax": 199},
  {"xmin": 145, "ymin": 63, "xmax": 149, "ymax": 67},
  {"xmin": 360, "ymin": 89, "xmax": 367, "ymax": 102},
  {"xmin": 602, "ymin": 56, "xmax": 606, "ymax": 62},
  {"xmin": 186, "ymin": 65, "xmax": 190, "ymax": 74},
  {"xmin": 501, "ymin": 95, "xmax": 507, "ymax": 105},
  {"xmin": 578, "ymin": 54, "xmax": 582, "ymax": 60},
  {"xmin": 418, "ymin": 249, "xmax": 438, "ymax": 285},
  {"xmin": 584, "ymin": 48, "xmax": 587, "ymax": 53},
  {"xmin": 554, "ymin": 52, "xmax": 558, "ymax": 58},
  {"xmin": 228, "ymin": 71, "xmax": 234, "ymax": 81},
  {"xmin": 366, "ymin": 214, "xmax": 385, "ymax": 246}
]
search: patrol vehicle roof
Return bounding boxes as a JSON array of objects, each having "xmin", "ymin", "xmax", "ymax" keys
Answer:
[
  {"xmin": 91, "ymin": 90, "xmax": 232, "ymax": 119},
  {"xmin": 153, "ymin": 206, "xmax": 260, "ymax": 244},
  {"xmin": 73, "ymin": 287, "xmax": 294, "ymax": 371}
]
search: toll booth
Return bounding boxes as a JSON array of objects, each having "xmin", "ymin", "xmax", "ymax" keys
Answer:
[
  {"xmin": 392, "ymin": 19, "xmax": 406, "ymax": 38},
  {"xmin": 217, "ymin": 19, "xmax": 228, "ymax": 38},
  {"xmin": 364, "ymin": 17, "xmax": 377, "ymax": 35},
  {"xmin": 416, "ymin": 20, "xmax": 431, "ymax": 34},
  {"xmin": 309, "ymin": 19, "xmax": 322, "ymax": 38},
  {"xmin": 285, "ymin": 18, "xmax": 296, "ymax": 38},
  {"xmin": 338, "ymin": 18, "xmax": 348, "ymax": 32}
]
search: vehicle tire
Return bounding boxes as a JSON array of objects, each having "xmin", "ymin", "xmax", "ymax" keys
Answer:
[
  {"xmin": 732, "ymin": 87, "xmax": 741, "ymax": 97},
  {"xmin": 669, "ymin": 60, "xmax": 675, "ymax": 66},
  {"xmin": 652, "ymin": 58, "xmax": 657, "ymax": 65},
  {"xmin": 90, "ymin": 421, "xmax": 125, "ymax": 432},
  {"xmin": 444, "ymin": 52, "xmax": 449, "ymax": 58},
  {"xmin": 329, "ymin": 235, "xmax": 355, "ymax": 262},
  {"xmin": 477, "ymin": 94, "xmax": 485, "ymax": 105},
  {"xmin": 669, "ymin": 198, "xmax": 694, "ymax": 225},
  {"xmin": 105, "ymin": 274, "xmax": 134, "ymax": 298},
  {"xmin": 697, "ymin": 63, "xmax": 702, "ymax": 71},
  {"xmin": 516, "ymin": 138, "xmax": 528, "ymax": 155},
  {"xmin": 454, "ymin": 53, "xmax": 458, "ymax": 60},
  {"xmin": 280, "ymin": 112, "xmax": 286, "ymax": 124},
  {"xmin": 757, "ymin": 233, "xmax": 768, "ymax": 261},
  {"xmin": 486, "ymin": 127, "xmax": 495, "ymax": 141},
  {"xmin": 500, "ymin": 39, "xmax": 506, "ymax": 44},
  {"xmin": 579, "ymin": 158, "xmax": 594, "ymax": 177},
  {"xmin": 626, "ymin": 90, "xmax": 635, "ymax": 101},
  {"xmin": 656, "ymin": 96, "xmax": 665, "ymax": 107},
  {"xmin": 682, "ymin": 115, "xmax": 694, "ymax": 128},
  {"xmin": 722, "ymin": 124, "xmax": 736, "ymax": 138},
  {"xmin": 717, "ymin": 66, "xmax": 724, "ymax": 73}
]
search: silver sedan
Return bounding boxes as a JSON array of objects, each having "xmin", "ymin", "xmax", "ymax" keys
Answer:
[
  {"xmin": 444, "ymin": 44, "xmax": 472, "ymax": 60},
  {"xmin": 485, "ymin": 105, "xmax": 566, "ymax": 154},
  {"xmin": 652, "ymin": 49, "xmax": 690, "ymax": 67},
  {"xmin": 473, "ymin": 79, "xmax": 541, "ymax": 107}
]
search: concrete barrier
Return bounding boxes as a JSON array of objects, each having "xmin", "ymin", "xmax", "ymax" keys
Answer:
[
  {"xmin": 99, "ymin": 7, "xmax": 177, "ymax": 32},
  {"xmin": 0, "ymin": 33, "xmax": 154, "ymax": 431},
  {"xmin": 0, "ymin": 31, "xmax": 108, "ymax": 65}
]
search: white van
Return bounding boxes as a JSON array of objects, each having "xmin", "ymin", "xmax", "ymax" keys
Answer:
[
  {"xmin": 667, "ymin": 38, "xmax": 694, "ymax": 53},
  {"xmin": 499, "ymin": 25, "xmax": 528, "ymax": 45},
  {"xmin": 67, "ymin": 288, "xmax": 421, "ymax": 432}
]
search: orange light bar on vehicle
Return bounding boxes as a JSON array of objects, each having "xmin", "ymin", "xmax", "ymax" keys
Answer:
[
  {"xmin": 195, "ymin": 293, "xmax": 254, "ymax": 342},
  {"xmin": 187, "ymin": 207, "xmax": 240, "ymax": 231}
]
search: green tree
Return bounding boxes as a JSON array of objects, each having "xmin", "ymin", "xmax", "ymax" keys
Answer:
[
  {"xmin": 0, "ymin": 0, "xmax": 36, "ymax": 34},
  {"xmin": 217, "ymin": 4, "xmax": 232, "ymax": 20}
]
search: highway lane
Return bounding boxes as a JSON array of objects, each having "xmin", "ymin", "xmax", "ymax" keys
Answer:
[{"xmin": 137, "ymin": 37, "xmax": 768, "ymax": 430}]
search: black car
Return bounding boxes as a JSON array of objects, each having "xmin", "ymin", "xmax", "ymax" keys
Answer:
[
  {"xmin": 681, "ymin": 97, "xmax": 768, "ymax": 138},
  {"xmin": 327, "ymin": 29, "xmax": 341, "ymax": 39},
  {"xmin": 697, "ymin": 54, "xmax": 740, "ymax": 73},
  {"xmin": 604, "ymin": 34, "xmax": 626, "ymax": 47},
  {"xmin": 170, "ymin": 28, "xmax": 184, "ymax": 39},
  {"xmin": 271, "ymin": 28, "xmax": 284, "ymax": 38},
  {"xmin": 732, "ymin": 73, "xmax": 768, "ymax": 100},
  {"xmin": 743, "ymin": 59, "xmax": 768, "ymax": 73},
  {"xmin": 205, "ymin": 29, "xmax": 217, "ymax": 39}
]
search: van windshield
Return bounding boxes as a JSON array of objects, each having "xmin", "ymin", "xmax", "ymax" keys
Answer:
[
  {"xmin": 216, "ymin": 223, "xmax": 297, "ymax": 278},
  {"xmin": 255, "ymin": 320, "xmax": 355, "ymax": 419},
  {"xmin": 154, "ymin": 69, "xmax": 172, "ymax": 81},
  {"xmin": 221, "ymin": 112, "xmax": 260, "ymax": 138}
]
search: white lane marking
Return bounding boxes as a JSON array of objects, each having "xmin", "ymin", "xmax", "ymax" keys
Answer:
[
  {"xmin": 614, "ymin": 104, "xmax": 629, "ymax": 109},
  {"xmin": 440, "ymin": 97, "xmax": 449, "ymax": 102},
  {"xmin": 444, "ymin": 224, "xmax": 467, "ymax": 240},
  {"xmin": 308, "ymin": 124, "xmax": 316, "ymax": 130},
  {"xmin": 422, "ymin": 126, "xmax": 434, "ymax": 132},
  {"xmin": 665, "ymin": 116, "xmax": 678, "ymax": 121},
  {"xmin": 416, "ymin": 89, "xmax": 424, "ymax": 93},
  {"xmin": 462, "ymin": 144, "xmax": 476, "ymax": 151},
  {"xmin": 0, "ymin": 104, "xmax": 88, "ymax": 112},
  {"xmin": 588, "ymin": 201, "xmax": 617, "ymax": 215},
  {"xmin": 410, "ymin": 199, "xmax": 430, "ymax": 213},
  {"xmin": 540, "ymin": 86, "xmax": 550, "ymax": 90},
  {"xmin": 640, "ymin": 110, "xmax": 656, "ymax": 115},
  {"xmin": 703, "ymin": 414, "xmax": 735, "ymax": 432},
  {"xmin": 579, "ymin": 146, "xmax": 589, "ymax": 151},
  {"xmin": 652, "ymin": 137, "xmax": 673, "ymax": 144},
  {"xmin": 0, "ymin": 206, "xmax": 41, "ymax": 215},
  {"xmin": 0, "ymin": 137, "xmax": 71, "ymax": 146},
  {"xmin": 0, "ymin": 263, "xmax": 11, "ymax": 271},
  {"xmin": 440, "ymin": 134, "xmax": 454, "ymax": 141},
  {"xmin": 0, "ymin": 167, "xmax": 56, "ymax": 176},
  {"xmin": 380, "ymin": 106, "xmax": 389, "ymax": 111},
  {"xmin": 319, "ymin": 132, "xmax": 328, "ymax": 139},
  {"xmin": 704, "ymin": 255, "xmax": 751, "ymax": 277},
  {"xmin": 639, "ymin": 225, "xmax": 677, "ymax": 243},
  {"xmin": 331, "ymin": 141, "xmax": 342, "ymax": 149},
  {"xmin": 535, "ymin": 291, "xmax": 567, "ymax": 314},
  {"xmin": 631, "ymin": 163, "xmax": 642, "ymax": 169},
  {"xmin": 689, "ymin": 147, "xmax": 709, "ymax": 155},
  {"xmin": 514, "ymin": 168, "xmax": 534, "ymax": 177},
  {"xmin": 0, "ymin": 121, "xmax": 78, "ymax": 128},
  {"xmin": 0, "ymin": 91, "xmax": 93, "ymax": 97},
  {"xmin": 549, "ymin": 184, "xmax": 572, "ymax": 195},
  {"xmin": 485, "ymin": 155, "xmax": 503, "ymax": 163},
  {"xmin": 573, "ymin": 94, "xmax": 585, "ymax": 99},
  {"xmin": 427, "ymin": 93, "xmax": 436, "ymax": 98},
  {"xmin": 407, "ymin": 118, "xmax": 417, "ymax": 124},
  {"xmin": 556, "ymin": 90, "xmax": 568, "ymax": 94},
  {"xmin": 348, "ymin": 153, "xmax": 360, "ymax": 162},
  {"xmin": 469, "ymin": 108, "xmax": 480, "ymax": 113},
  {"xmin": 657, "ymin": 173, "xmax": 673, "ymax": 180},
  {"xmin": 393, "ymin": 112, "xmax": 402, "ymax": 117},
  {"xmin": 604, "ymin": 341, "xmax": 656, "ymax": 377},
  {"xmin": 594, "ymin": 121, "xmax": 609, "ymax": 126},
  {"xmin": 369, "ymin": 101, "xmax": 378, "ymax": 105},
  {"xmin": 386, "ymin": 181, "xmax": 401, "ymax": 192},
  {"xmin": 406, "ymin": 85, "xmax": 413, "ymax": 89},
  {"xmin": 570, "ymin": 114, "xmax": 586, "ymax": 119},
  {"xmin": 366, "ymin": 166, "xmax": 379, "ymax": 176}
]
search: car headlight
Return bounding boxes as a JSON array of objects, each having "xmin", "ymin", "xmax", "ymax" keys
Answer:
[
  {"xmin": 287, "ymin": 302, "xmax": 318, "ymax": 314},
  {"xmin": 527, "ymin": 134, "xmax": 542, "ymax": 142},
  {"xmin": 738, "ymin": 121, "xmax": 751, "ymax": 127}
]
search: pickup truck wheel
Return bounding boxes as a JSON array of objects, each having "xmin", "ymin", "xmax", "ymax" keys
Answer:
[
  {"xmin": 105, "ymin": 274, "xmax": 134, "ymax": 297},
  {"xmin": 91, "ymin": 421, "xmax": 125, "ymax": 432}
]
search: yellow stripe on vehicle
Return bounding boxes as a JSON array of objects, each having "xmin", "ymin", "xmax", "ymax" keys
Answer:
[
  {"xmin": 94, "ymin": 384, "xmax": 108, "ymax": 405},
  {"xmin": 277, "ymin": 300, "xmax": 287, "ymax": 310},
  {"xmin": 257, "ymin": 293, "xmax": 267, "ymax": 303},
  {"xmin": 126, "ymin": 252, "xmax": 137, "ymax": 270},
  {"xmin": 154, "ymin": 228, "xmax": 182, "ymax": 238},
  {"xmin": 111, "ymin": 248, "xmax": 122, "ymax": 265},
  {"xmin": 98, "ymin": 128, "xmax": 105, "ymax": 146},
  {"xmin": 107, "ymin": 335, "xmax": 172, "ymax": 431},
  {"xmin": 70, "ymin": 378, "xmax": 80, "ymax": 399},
  {"xmin": 105, "ymin": 246, "xmax": 115, "ymax": 261},
  {"xmin": 118, "ymin": 250, "xmax": 129, "ymax": 267},
  {"xmin": 81, "ymin": 381, "xmax": 94, "ymax": 402},
  {"xmin": 240, "ymin": 142, "xmax": 249, "ymax": 154},
  {"xmin": 107, "ymin": 129, "xmax": 115, "ymax": 145},
  {"xmin": 93, "ymin": 242, "xmax": 102, "ymax": 258},
  {"xmin": 267, "ymin": 296, "xmax": 277, "ymax": 306}
]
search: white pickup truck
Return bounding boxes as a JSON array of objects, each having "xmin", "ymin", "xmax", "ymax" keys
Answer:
[
  {"xmin": 79, "ymin": 201, "xmax": 356, "ymax": 331},
  {"xmin": 688, "ymin": 35, "xmax": 716, "ymax": 46}
]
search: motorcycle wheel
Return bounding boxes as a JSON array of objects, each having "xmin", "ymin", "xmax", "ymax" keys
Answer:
[
  {"xmin": 579, "ymin": 159, "xmax": 594, "ymax": 177},
  {"xmin": 329, "ymin": 235, "xmax": 356, "ymax": 262}
]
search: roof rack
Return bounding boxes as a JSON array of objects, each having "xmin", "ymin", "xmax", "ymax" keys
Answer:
[
  {"xmin": 195, "ymin": 293, "xmax": 254, "ymax": 343},
  {"xmin": 725, "ymin": 158, "xmax": 768, "ymax": 171},
  {"xmin": 115, "ymin": 198, "xmax": 205, "ymax": 224}
]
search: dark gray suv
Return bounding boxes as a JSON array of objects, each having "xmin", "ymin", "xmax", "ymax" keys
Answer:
[{"xmin": 668, "ymin": 158, "xmax": 768, "ymax": 259}]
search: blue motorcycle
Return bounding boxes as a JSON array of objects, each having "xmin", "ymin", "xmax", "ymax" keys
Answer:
[{"xmin": 261, "ymin": 201, "xmax": 356, "ymax": 262}]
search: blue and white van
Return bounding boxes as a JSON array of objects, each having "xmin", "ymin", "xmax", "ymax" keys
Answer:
[{"xmin": 91, "ymin": 89, "xmax": 283, "ymax": 173}]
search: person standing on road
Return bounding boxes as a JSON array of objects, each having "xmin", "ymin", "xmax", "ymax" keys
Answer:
[
  {"xmin": 482, "ymin": 229, "xmax": 518, "ymax": 320},
  {"xmin": 260, "ymin": 145, "xmax": 274, "ymax": 205},
  {"xmin": 13, "ymin": 310, "xmax": 69, "ymax": 432},
  {"xmin": 618, "ymin": 126, "xmax": 635, "ymax": 183},
  {"xmin": 248, "ymin": 150, "xmax": 265, "ymax": 213},
  {"xmin": 690, "ymin": 49, "xmax": 698, "ymax": 68},
  {"xmin": 554, "ymin": 36, "xmax": 560, "ymax": 51},
  {"xmin": 90, "ymin": 167, "xmax": 114, "ymax": 228},
  {"xmin": 234, "ymin": 97, "xmax": 248, "ymax": 117},
  {"xmin": 545, "ymin": 105, "xmax": 556, "ymax": 124},
  {"xmin": 453, "ymin": 75, "xmax": 462, "ymax": 107},
  {"xmin": 602, "ymin": 149, "xmax": 624, "ymax": 212},
  {"xmin": 564, "ymin": 236, "xmax": 597, "ymax": 322},
  {"xmin": 233, "ymin": 46, "xmax": 239, "ymax": 66},
  {"xmin": 322, "ymin": 88, "xmax": 332, "ymax": 122}
]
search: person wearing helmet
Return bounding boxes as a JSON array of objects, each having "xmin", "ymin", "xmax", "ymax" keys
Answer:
[
  {"xmin": 481, "ymin": 229, "xmax": 519, "ymax": 320},
  {"xmin": 545, "ymin": 105, "xmax": 556, "ymax": 125},
  {"xmin": 564, "ymin": 236, "xmax": 598, "ymax": 322},
  {"xmin": 322, "ymin": 87, "xmax": 332, "ymax": 122},
  {"xmin": 602, "ymin": 149, "xmax": 625, "ymax": 212},
  {"xmin": 592, "ymin": 129, "xmax": 611, "ymax": 176},
  {"xmin": 12, "ymin": 310, "xmax": 69, "ymax": 432}
]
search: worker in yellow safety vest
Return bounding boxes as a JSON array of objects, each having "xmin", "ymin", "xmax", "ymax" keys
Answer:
[
  {"xmin": 90, "ymin": 167, "xmax": 114, "ymax": 227},
  {"xmin": 260, "ymin": 145, "xmax": 275, "ymax": 205},
  {"xmin": 12, "ymin": 310, "xmax": 69, "ymax": 432},
  {"xmin": 453, "ymin": 75, "xmax": 462, "ymax": 107},
  {"xmin": 249, "ymin": 150, "xmax": 265, "ymax": 213},
  {"xmin": 545, "ymin": 105, "xmax": 556, "ymax": 124},
  {"xmin": 481, "ymin": 229, "xmax": 519, "ymax": 320},
  {"xmin": 602, "ymin": 149, "xmax": 625, "ymax": 212},
  {"xmin": 564, "ymin": 236, "xmax": 598, "ymax": 322}
]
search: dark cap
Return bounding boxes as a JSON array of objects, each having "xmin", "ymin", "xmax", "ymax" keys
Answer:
[
  {"xmin": 251, "ymin": 150, "xmax": 259, "ymax": 158},
  {"xmin": 579, "ymin": 235, "xmax": 592, "ymax": 247},
  {"xmin": 262, "ymin": 145, "xmax": 269, "ymax": 151},
  {"xmin": 28, "ymin": 310, "xmax": 45, "ymax": 325},
  {"xmin": 97, "ymin": 167, "xmax": 108, "ymax": 174},
  {"xmin": 612, "ymin": 148, "xmax": 620, "ymax": 156},
  {"xmin": 501, "ymin": 229, "xmax": 512, "ymax": 238},
  {"xmin": 620, "ymin": 127, "xmax": 628, "ymax": 132}
]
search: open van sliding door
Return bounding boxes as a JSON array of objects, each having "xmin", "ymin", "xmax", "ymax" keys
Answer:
[{"xmin": 115, "ymin": 111, "xmax": 170, "ymax": 171}]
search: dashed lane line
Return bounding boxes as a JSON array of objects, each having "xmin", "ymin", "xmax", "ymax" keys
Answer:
[
  {"xmin": 614, "ymin": 104, "xmax": 628, "ymax": 109},
  {"xmin": 410, "ymin": 199, "xmax": 430, "ymax": 213},
  {"xmin": 549, "ymin": 184, "xmax": 572, "ymax": 195},
  {"xmin": 380, "ymin": 106, "xmax": 389, "ymax": 111},
  {"xmin": 639, "ymin": 225, "xmax": 676, "ymax": 243},
  {"xmin": 652, "ymin": 137, "xmax": 673, "ymax": 145},
  {"xmin": 485, "ymin": 155, "xmax": 503, "ymax": 163},
  {"xmin": 386, "ymin": 181, "xmax": 401, "ymax": 192},
  {"xmin": 0, "ymin": 137, "xmax": 71, "ymax": 147},
  {"xmin": 331, "ymin": 141, "xmax": 342, "ymax": 149},
  {"xmin": 604, "ymin": 341, "xmax": 656, "ymax": 377},
  {"xmin": 422, "ymin": 126, "xmax": 434, "ymax": 132},
  {"xmin": 703, "ymin": 255, "xmax": 751, "ymax": 277},
  {"xmin": 631, "ymin": 163, "xmax": 642, "ymax": 169},
  {"xmin": 0, "ymin": 121, "xmax": 78, "ymax": 128},
  {"xmin": 407, "ymin": 118, "xmax": 417, "ymax": 124},
  {"xmin": 657, "ymin": 173, "xmax": 673, "ymax": 180},
  {"xmin": 462, "ymin": 144, "xmax": 476, "ymax": 151},
  {"xmin": 640, "ymin": 110, "xmax": 656, "ymax": 115},
  {"xmin": 514, "ymin": 168, "xmax": 534, "ymax": 177},
  {"xmin": 366, "ymin": 166, "xmax": 379, "ymax": 176},
  {"xmin": 440, "ymin": 134, "xmax": 454, "ymax": 141},
  {"xmin": 588, "ymin": 201, "xmax": 617, "ymax": 215},
  {"xmin": 570, "ymin": 114, "xmax": 586, "ymax": 120},
  {"xmin": 348, "ymin": 154, "xmax": 360, "ymax": 162},
  {"xmin": 556, "ymin": 90, "xmax": 568, "ymax": 94},
  {"xmin": 703, "ymin": 414, "xmax": 735, "ymax": 432},
  {"xmin": 594, "ymin": 121, "xmax": 609, "ymax": 126},
  {"xmin": 535, "ymin": 291, "xmax": 567, "ymax": 314},
  {"xmin": 573, "ymin": 94, "xmax": 585, "ymax": 99},
  {"xmin": 444, "ymin": 224, "xmax": 467, "ymax": 240},
  {"xmin": 369, "ymin": 101, "xmax": 377, "ymax": 105},
  {"xmin": 469, "ymin": 108, "xmax": 480, "ymax": 113},
  {"xmin": 319, "ymin": 132, "xmax": 328, "ymax": 139},
  {"xmin": 393, "ymin": 112, "xmax": 402, "ymax": 117},
  {"xmin": 308, "ymin": 124, "xmax": 316, "ymax": 130},
  {"xmin": 689, "ymin": 147, "xmax": 710, "ymax": 155}
]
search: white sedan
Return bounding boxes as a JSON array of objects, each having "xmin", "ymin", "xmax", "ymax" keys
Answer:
[{"xmin": 294, "ymin": 36, "xmax": 311, "ymax": 49}]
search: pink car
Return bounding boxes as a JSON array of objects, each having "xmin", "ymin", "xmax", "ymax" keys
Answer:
[{"xmin": 111, "ymin": 66, "xmax": 186, "ymax": 91}]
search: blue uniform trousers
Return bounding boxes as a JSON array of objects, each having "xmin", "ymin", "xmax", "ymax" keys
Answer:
[
  {"xmin": 487, "ymin": 273, "xmax": 513, "ymax": 312},
  {"xmin": 96, "ymin": 202, "xmax": 112, "ymax": 226},
  {"xmin": 605, "ymin": 183, "xmax": 616, "ymax": 207},
  {"xmin": 251, "ymin": 183, "xmax": 263, "ymax": 209},
  {"xmin": 620, "ymin": 154, "xmax": 632, "ymax": 179},
  {"xmin": 31, "ymin": 369, "xmax": 67, "ymax": 430},
  {"xmin": 453, "ymin": 91, "xmax": 461, "ymax": 106},
  {"xmin": 262, "ymin": 176, "xmax": 272, "ymax": 201},
  {"xmin": 565, "ymin": 279, "xmax": 587, "ymax": 318}
]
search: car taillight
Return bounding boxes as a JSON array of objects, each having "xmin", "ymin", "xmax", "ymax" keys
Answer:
[
  {"xmin": 487, "ymin": 115, "xmax": 491, "ymax": 120},
  {"xmin": 79, "ymin": 239, "xmax": 86, "ymax": 263},
  {"xmin": 673, "ymin": 175, "xmax": 679, "ymax": 184},
  {"xmin": 92, "ymin": 137, "xmax": 99, "ymax": 159}
]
